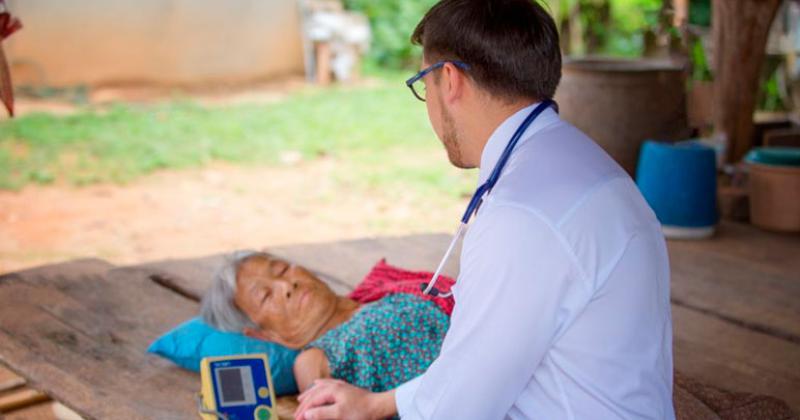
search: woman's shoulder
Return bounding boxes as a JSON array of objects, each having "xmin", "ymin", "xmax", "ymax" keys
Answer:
[
  {"xmin": 370, "ymin": 293, "xmax": 449, "ymax": 318},
  {"xmin": 309, "ymin": 293, "xmax": 450, "ymax": 392},
  {"xmin": 310, "ymin": 293, "xmax": 449, "ymax": 349},
  {"xmin": 357, "ymin": 293, "xmax": 450, "ymax": 335}
]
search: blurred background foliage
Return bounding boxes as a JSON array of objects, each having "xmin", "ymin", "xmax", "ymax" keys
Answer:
[
  {"xmin": 342, "ymin": 0, "xmax": 438, "ymax": 69},
  {"xmin": 343, "ymin": 0, "xmax": 783, "ymax": 111},
  {"xmin": 344, "ymin": 0, "xmax": 678, "ymax": 69},
  {"xmin": 555, "ymin": 0, "xmax": 664, "ymax": 57}
]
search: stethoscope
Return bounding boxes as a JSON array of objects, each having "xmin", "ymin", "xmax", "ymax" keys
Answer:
[{"xmin": 421, "ymin": 99, "xmax": 556, "ymax": 298}]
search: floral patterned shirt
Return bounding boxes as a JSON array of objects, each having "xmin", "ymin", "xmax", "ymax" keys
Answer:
[{"xmin": 308, "ymin": 293, "xmax": 449, "ymax": 393}]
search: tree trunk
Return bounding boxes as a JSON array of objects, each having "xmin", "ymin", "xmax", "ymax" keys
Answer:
[{"xmin": 712, "ymin": 0, "xmax": 781, "ymax": 163}]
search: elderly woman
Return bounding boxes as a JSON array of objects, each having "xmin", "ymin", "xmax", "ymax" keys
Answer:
[{"xmin": 201, "ymin": 251, "xmax": 449, "ymax": 393}]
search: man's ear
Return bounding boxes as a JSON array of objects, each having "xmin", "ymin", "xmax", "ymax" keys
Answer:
[{"xmin": 442, "ymin": 62, "xmax": 465, "ymax": 104}]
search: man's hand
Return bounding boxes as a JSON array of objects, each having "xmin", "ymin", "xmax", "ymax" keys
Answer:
[{"xmin": 294, "ymin": 379, "xmax": 396, "ymax": 420}]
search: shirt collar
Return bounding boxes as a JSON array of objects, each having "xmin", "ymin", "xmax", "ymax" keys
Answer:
[{"xmin": 477, "ymin": 102, "xmax": 557, "ymax": 185}]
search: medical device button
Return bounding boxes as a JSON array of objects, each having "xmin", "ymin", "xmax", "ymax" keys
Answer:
[{"xmin": 255, "ymin": 405, "xmax": 271, "ymax": 420}]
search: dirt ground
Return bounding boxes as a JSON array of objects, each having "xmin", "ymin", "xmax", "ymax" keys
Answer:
[
  {"xmin": 1, "ymin": 80, "xmax": 471, "ymax": 274},
  {"xmin": 0, "ymin": 158, "xmax": 469, "ymax": 274}
]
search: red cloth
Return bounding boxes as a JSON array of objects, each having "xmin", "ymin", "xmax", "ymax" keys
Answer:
[
  {"xmin": 0, "ymin": 1, "xmax": 22, "ymax": 41},
  {"xmin": 0, "ymin": 0, "xmax": 22, "ymax": 117},
  {"xmin": 348, "ymin": 259, "xmax": 456, "ymax": 316}
]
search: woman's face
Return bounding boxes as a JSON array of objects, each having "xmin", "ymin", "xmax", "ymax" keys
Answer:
[{"xmin": 233, "ymin": 254, "xmax": 338, "ymax": 347}]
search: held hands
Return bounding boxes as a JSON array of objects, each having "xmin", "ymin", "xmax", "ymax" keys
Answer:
[{"xmin": 294, "ymin": 379, "xmax": 396, "ymax": 420}]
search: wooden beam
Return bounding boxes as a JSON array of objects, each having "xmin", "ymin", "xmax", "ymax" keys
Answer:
[{"xmin": 712, "ymin": 0, "xmax": 782, "ymax": 162}]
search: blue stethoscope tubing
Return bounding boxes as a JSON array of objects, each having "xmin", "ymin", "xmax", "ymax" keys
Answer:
[{"xmin": 422, "ymin": 99, "xmax": 556, "ymax": 298}]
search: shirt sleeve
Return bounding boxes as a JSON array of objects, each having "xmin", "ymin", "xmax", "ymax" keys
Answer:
[
  {"xmin": 395, "ymin": 375, "xmax": 422, "ymax": 417},
  {"xmin": 395, "ymin": 202, "xmax": 592, "ymax": 419}
]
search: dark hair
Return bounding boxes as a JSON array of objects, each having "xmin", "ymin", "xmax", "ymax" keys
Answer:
[{"xmin": 411, "ymin": 0, "xmax": 561, "ymax": 102}]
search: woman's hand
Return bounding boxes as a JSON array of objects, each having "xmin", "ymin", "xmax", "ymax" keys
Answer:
[{"xmin": 294, "ymin": 379, "xmax": 396, "ymax": 420}]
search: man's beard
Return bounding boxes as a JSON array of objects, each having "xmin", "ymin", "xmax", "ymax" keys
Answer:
[{"xmin": 439, "ymin": 100, "xmax": 470, "ymax": 169}]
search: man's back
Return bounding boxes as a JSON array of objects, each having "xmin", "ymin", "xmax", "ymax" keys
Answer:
[
  {"xmin": 395, "ymin": 105, "xmax": 674, "ymax": 419},
  {"xmin": 463, "ymin": 105, "xmax": 674, "ymax": 419}
]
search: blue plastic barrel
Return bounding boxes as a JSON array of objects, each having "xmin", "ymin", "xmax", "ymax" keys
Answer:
[{"xmin": 636, "ymin": 140, "xmax": 718, "ymax": 239}]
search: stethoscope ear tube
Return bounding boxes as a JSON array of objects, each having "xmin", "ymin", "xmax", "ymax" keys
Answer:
[
  {"xmin": 423, "ymin": 100, "xmax": 555, "ymax": 297},
  {"xmin": 421, "ymin": 222, "xmax": 466, "ymax": 298}
]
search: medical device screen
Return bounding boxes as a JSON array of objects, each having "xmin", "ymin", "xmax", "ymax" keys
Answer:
[{"xmin": 215, "ymin": 366, "xmax": 256, "ymax": 407}]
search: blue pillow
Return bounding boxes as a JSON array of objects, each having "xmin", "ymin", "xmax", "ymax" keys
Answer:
[{"xmin": 147, "ymin": 317, "xmax": 300, "ymax": 395}]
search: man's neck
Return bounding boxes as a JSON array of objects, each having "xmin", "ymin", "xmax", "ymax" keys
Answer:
[{"xmin": 463, "ymin": 98, "xmax": 537, "ymax": 168}]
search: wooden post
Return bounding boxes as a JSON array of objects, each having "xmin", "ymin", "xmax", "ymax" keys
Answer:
[
  {"xmin": 315, "ymin": 41, "xmax": 332, "ymax": 86},
  {"xmin": 712, "ymin": 0, "xmax": 781, "ymax": 163}
]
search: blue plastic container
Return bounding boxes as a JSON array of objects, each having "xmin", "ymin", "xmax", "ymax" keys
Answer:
[
  {"xmin": 636, "ymin": 140, "xmax": 718, "ymax": 239},
  {"xmin": 745, "ymin": 147, "xmax": 800, "ymax": 167}
]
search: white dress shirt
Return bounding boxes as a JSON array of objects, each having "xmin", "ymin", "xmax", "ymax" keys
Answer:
[{"xmin": 395, "ymin": 103, "xmax": 675, "ymax": 419}]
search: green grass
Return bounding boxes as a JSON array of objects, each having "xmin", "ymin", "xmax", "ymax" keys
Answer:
[{"xmin": 0, "ymin": 76, "xmax": 476, "ymax": 197}]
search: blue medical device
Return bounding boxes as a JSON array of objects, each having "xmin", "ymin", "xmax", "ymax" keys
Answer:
[
  {"xmin": 422, "ymin": 99, "xmax": 556, "ymax": 297},
  {"xmin": 199, "ymin": 354, "xmax": 276, "ymax": 420}
]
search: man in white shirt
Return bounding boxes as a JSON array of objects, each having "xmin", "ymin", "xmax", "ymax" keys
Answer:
[{"xmin": 295, "ymin": 0, "xmax": 674, "ymax": 418}]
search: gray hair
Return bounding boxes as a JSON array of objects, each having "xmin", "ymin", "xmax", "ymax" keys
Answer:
[{"xmin": 201, "ymin": 250, "xmax": 264, "ymax": 332}]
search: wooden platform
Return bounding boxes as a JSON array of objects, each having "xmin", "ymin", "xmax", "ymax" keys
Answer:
[{"xmin": 0, "ymin": 222, "xmax": 797, "ymax": 419}]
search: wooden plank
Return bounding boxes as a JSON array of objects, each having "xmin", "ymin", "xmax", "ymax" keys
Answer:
[
  {"xmin": 1, "ymin": 226, "xmax": 798, "ymax": 418},
  {"xmin": 0, "ymin": 235, "xmax": 459, "ymax": 419},
  {"xmin": 0, "ymin": 259, "xmax": 323, "ymax": 420},
  {"xmin": 3, "ymin": 401, "xmax": 57, "ymax": 420},
  {"xmin": 0, "ymin": 259, "xmax": 116, "ymax": 284},
  {"xmin": 673, "ymin": 304, "xmax": 800, "ymax": 412},
  {"xmin": 51, "ymin": 402, "xmax": 86, "ymax": 420},
  {"xmin": 0, "ymin": 365, "xmax": 25, "ymax": 393},
  {"xmin": 0, "ymin": 378, "xmax": 25, "ymax": 393},
  {"xmin": 668, "ymin": 240, "xmax": 800, "ymax": 342},
  {"xmin": 0, "ymin": 260, "xmax": 199, "ymax": 419},
  {"xmin": 667, "ymin": 222, "xmax": 800, "ymax": 278},
  {"xmin": 0, "ymin": 388, "xmax": 49, "ymax": 413},
  {"xmin": 0, "ymin": 365, "xmax": 22, "ymax": 384}
]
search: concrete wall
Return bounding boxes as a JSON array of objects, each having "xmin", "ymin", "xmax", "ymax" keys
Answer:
[{"xmin": 4, "ymin": 0, "xmax": 305, "ymax": 87}]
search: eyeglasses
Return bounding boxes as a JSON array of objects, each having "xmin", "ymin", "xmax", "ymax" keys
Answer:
[{"xmin": 405, "ymin": 61, "xmax": 470, "ymax": 102}]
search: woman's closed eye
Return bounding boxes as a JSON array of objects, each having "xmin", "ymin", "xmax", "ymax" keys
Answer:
[
  {"xmin": 260, "ymin": 289, "xmax": 271, "ymax": 305},
  {"xmin": 270, "ymin": 260, "xmax": 290, "ymax": 277}
]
